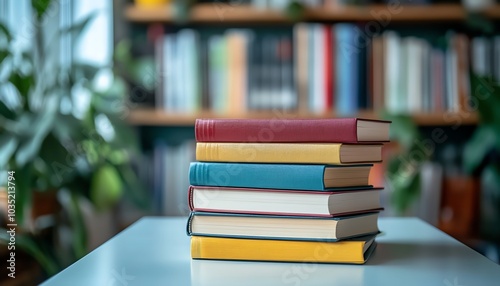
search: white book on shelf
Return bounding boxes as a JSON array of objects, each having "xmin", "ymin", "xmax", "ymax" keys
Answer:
[
  {"xmin": 471, "ymin": 37, "xmax": 490, "ymax": 78},
  {"xmin": 406, "ymin": 37, "xmax": 423, "ymax": 113},
  {"xmin": 178, "ymin": 29, "xmax": 200, "ymax": 113},
  {"xmin": 175, "ymin": 31, "xmax": 186, "ymax": 112},
  {"xmin": 163, "ymin": 33, "xmax": 176, "ymax": 112},
  {"xmin": 280, "ymin": 36, "xmax": 295, "ymax": 111},
  {"xmin": 268, "ymin": 0, "xmax": 288, "ymax": 10},
  {"xmin": 445, "ymin": 33, "xmax": 459, "ymax": 112},
  {"xmin": 313, "ymin": 24, "xmax": 324, "ymax": 114},
  {"xmin": 294, "ymin": 23, "xmax": 309, "ymax": 112},
  {"xmin": 421, "ymin": 41, "xmax": 432, "ymax": 113},
  {"xmin": 154, "ymin": 35, "xmax": 164, "ymax": 110},
  {"xmin": 252, "ymin": 0, "xmax": 269, "ymax": 9},
  {"xmin": 384, "ymin": 31, "xmax": 401, "ymax": 114},
  {"xmin": 308, "ymin": 24, "xmax": 315, "ymax": 113}
]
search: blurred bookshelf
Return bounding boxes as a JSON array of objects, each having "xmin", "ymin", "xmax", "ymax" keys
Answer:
[
  {"xmin": 120, "ymin": 0, "xmax": 499, "ymax": 253},
  {"xmin": 127, "ymin": 109, "xmax": 479, "ymax": 126},
  {"xmin": 125, "ymin": 3, "xmax": 500, "ymax": 23}
]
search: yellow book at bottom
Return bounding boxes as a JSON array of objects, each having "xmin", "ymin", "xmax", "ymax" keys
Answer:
[{"xmin": 190, "ymin": 235, "xmax": 377, "ymax": 264}]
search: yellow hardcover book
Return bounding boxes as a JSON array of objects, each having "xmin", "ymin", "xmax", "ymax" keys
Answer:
[
  {"xmin": 196, "ymin": 143, "xmax": 382, "ymax": 164},
  {"xmin": 191, "ymin": 235, "xmax": 376, "ymax": 264}
]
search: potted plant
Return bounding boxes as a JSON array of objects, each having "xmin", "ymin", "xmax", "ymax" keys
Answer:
[{"xmin": 0, "ymin": 0, "xmax": 149, "ymax": 281}]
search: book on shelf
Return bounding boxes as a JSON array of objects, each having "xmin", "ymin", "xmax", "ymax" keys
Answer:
[
  {"xmin": 152, "ymin": 25, "xmax": 500, "ymax": 116},
  {"xmin": 187, "ymin": 212, "xmax": 380, "ymax": 242},
  {"xmin": 188, "ymin": 185, "xmax": 383, "ymax": 217},
  {"xmin": 195, "ymin": 118, "xmax": 391, "ymax": 143},
  {"xmin": 189, "ymin": 162, "xmax": 373, "ymax": 190},
  {"xmin": 147, "ymin": 141, "xmax": 195, "ymax": 215},
  {"xmin": 195, "ymin": 142, "xmax": 383, "ymax": 164},
  {"xmin": 190, "ymin": 234, "xmax": 377, "ymax": 264}
]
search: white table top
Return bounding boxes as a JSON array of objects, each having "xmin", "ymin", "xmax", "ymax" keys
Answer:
[{"xmin": 42, "ymin": 217, "xmax": 500, "ymax": 286}]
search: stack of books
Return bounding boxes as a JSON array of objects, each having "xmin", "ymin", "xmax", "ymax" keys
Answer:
[{"xmin": 187, "ymin": 118, "xmax": 391, "ymax": 264}]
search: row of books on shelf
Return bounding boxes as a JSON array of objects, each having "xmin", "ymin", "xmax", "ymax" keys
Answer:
[
  {"xmin": 136, "ymin": 141, "xmax": 195, "ymax": 216},
  {"xmin": 200, "ymin": 0, "xmax": 431, "ymax": 9},
  {"xmin": 187, "ymin": 118, "xmax": 391, "ymax": 264},
  {"xmin": 154, "ymin": 24, "xmax": 500, "ymax": 115}
]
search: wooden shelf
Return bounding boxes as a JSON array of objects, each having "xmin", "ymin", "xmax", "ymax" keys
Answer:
[
  {"xmin": 127, "ymin": 109, "xmax": 479, "ymax": 126},
  {"xmin": 125, "ymin": 4, "xmax": 500, "ymax": 23}
]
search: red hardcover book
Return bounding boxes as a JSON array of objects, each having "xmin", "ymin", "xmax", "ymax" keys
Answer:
[
  {"xmin": 188, "ymin": 185, "xmax": 383, "ymax": 217},
  {"xmin": 195, "ymin": 118, "xmax": 391, "ymax": 143}
]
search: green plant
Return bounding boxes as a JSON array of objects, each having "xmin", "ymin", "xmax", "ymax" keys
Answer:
[
  {"xmin": 383, "ymin": 114, "xmax": 428, "ymax": 214},
  {"xmin": 463, "ymin": 75, "xmax": 500, "ymax": 240},
  {"xmin": 0, "ymin": 0, "xmax": 149, "ymax": 277}
]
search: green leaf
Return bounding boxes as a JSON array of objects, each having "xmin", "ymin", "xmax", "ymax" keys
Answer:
[
  {"xmin": 90, "ymin": 164, "xmax": 123, "ymax": 210},
  {"xmin": 65, "ymin": 190, "xmax": 88, "ymax": 259},
  {"xmin": 285, "ymin": 1, "xmax": 306, "ymax": 21},
  {"xmin": 8, "ymin": 71, "xmax": 34, "ymax": 98},
  {"xmin": 0, "ymin": 135, "xmax": 18, "ymax": 167},
  {"xmin": 0, "ymin": 49, "xmax": 9, "ymax": 63},
  {"xmin": 383, "ymin": 113, "xmax": 420, "ymax": 150},
  {"xmin": 116, "ymin": 164, "xmax": 150, "ymax": 210},
  {"xmin": 0, "ymin": 100, "xmax": 17, "ymax": 120},
  {"xmin": 72, "ymin": 62, "xmax": 102, "ymax": 82},
  {"xmin": 61, "ymin": 12, "xmax": 97, "ymax": 42},
  {"xmin": 463, "ymin": 126, "xmax": 496, "ymax": 174},
  {"xmin": 31, "ymin": 0, "xmax": 53, "ymax": 20},
  {"xmin": 14, "ymin": 164, "xmax": 33, "ymax": 226},
  {"xmin": 470, "ymin": 75, "xmax": 500, "ymax": 125},
  {"xmin": 0, "ymin": 21, "xmax": 13, "ymax": 42},
  {"xmin": 129, "ymin": 58, "xmax": 155, "ymax": 91},
  {"xmin": 391, "ymin": 171, "xmax": 421, "ymax": 214},
  {"xmin": 16, "ymin": 110, "xmax": 56, "ymax": 167},
  {"xmin": 465, "ymin": 13, "xmax": 495, "ymax": 35}
]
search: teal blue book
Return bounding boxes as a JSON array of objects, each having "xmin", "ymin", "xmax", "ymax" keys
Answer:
[{"xmin": 189, "ymin": 162, "xmax": 372, "ymax": 191}]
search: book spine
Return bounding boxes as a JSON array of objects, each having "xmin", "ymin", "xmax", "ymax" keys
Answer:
[
  {"xmin": 194, "ymin": 118, "xmax": 359, "ymax": 143},
  {"xmin": 189, "ymin": 162, "xmax": 209, "ymax": 187},
  {"xmin": 189, "ymin": 162, "xmax": 327, "ymax": 191},
  {"xmin": 186, "ymin": 211, "xmax": 194, "ymax": 236},
  {"xmin": 190, "ymin": 236, "xmax": 367, "ymax": 263},
  {"xmin": 188, "ymin": 185, "xmax": 195, "ymax": 212},
  {"xmin": 196, "ymin": 142, "xmax": 342, "ymax": 165},
  {"xmin": 294, "ymin": 23, "xmax": 309, "ymax": 113},
  {"xmin": 324, "ymin": 25, "xmax": 333, "ymax": 113}
]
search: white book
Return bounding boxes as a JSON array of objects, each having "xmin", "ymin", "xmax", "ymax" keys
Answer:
[
  {"xmin": 178, "ymin": 29, "xmax": 200, "ymax": 113},
  {"xmin": 163, "ymin": 34, "xmax": 175, "ymax": 112},
  {"xmin": 154, "ymin": 35, "xmax": 164, "ymax": 110},
  {"xmin": 406, "ymin": 37, "xmax": 423, "ymax": 113},
  {"xmin": 471, "ymin": 37, "xmax": 490, "ymax": 78},
  {"xmin": 308, "ymin": 24, "xmax": 316, "ymax": 112},
  {"xmin": 313, "ymin": 24, "xmax": 324, "ymax": 114},
  {"xmin": 384, "ymin": 31, "xmax": 401, "ymax": 114},
  {"xmin": 445, "ymin": 33, "xmax": 458, "ymax": 112},
  {"xmin": 175, "ymin": 31, "xmax": 186, "ymax": 112},
  {"xmin": 421, "ymin": 41, "xmax": 431, "ymax": 113},
  {"xmin": 268, "ymin": 0, "xmax": 288, "ymax": 10}
]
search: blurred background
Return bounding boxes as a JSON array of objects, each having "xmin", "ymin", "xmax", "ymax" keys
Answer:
[{"xmin": 1, "ymin": 0, "xmax": 500, "ymax": 284}]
